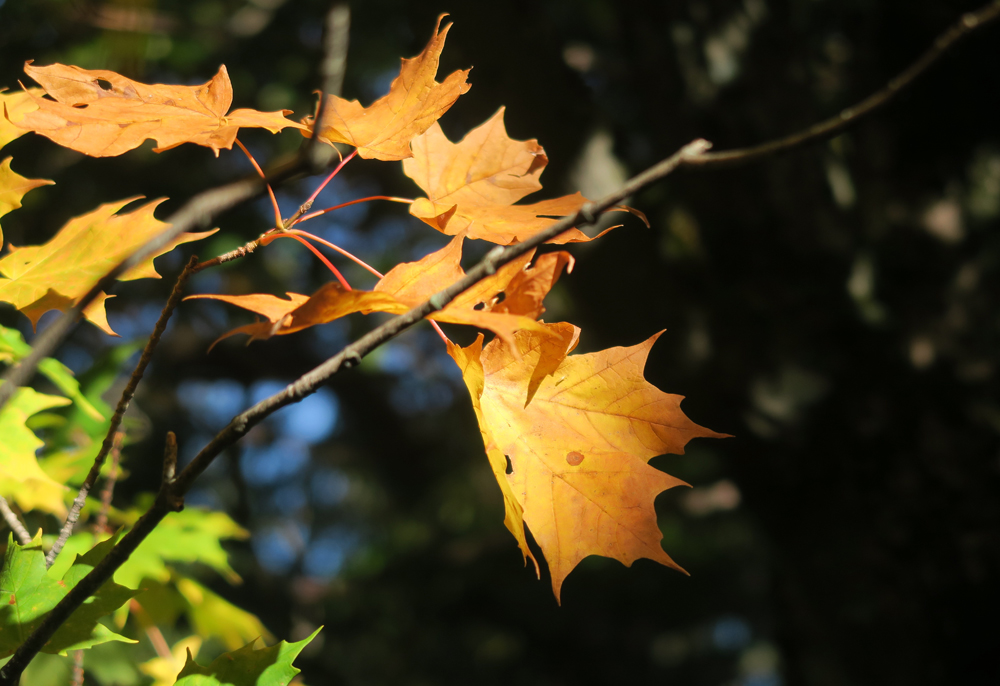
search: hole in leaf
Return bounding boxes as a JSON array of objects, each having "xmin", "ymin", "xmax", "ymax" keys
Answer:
[
  {"xmin": 473, "ymin": 302, "xmax": 486, "ymax": 311},
  {"xmin": 566, "ymin": 451, "xmax": 584, "ymax": 466},
  {"xmin": 96, "ymin": 78, "xmax": 113, "ymax": 91},
  {"xmin": 494, "ymin": 291, "xmax": 506, "ymax": 304},
  {"xmin": 504, "ymin": 455, "xmax": 513, "ymax": 475}
]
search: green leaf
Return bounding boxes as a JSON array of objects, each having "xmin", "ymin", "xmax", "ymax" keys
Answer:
[
  {"xmin": 0, "ymin": 533, "xmax": 139, "ymax": 656},
  {"xmin": 175, "ymin": 577, "xmax": 273, "ymax": 651},
  {"xmin": 174, "ymin": 628, "xmax": 321, "ymax": 686},
  {"xmin": 0, "ymin": 324, "xmax": 103, "ymax": 421},
  {"xmin": 116, "ymin": 508, "xmax": 249, "ymax": 588},
  {"xmin": 0, "ymin": 385, "xmax": 72, "ymax": 515}
]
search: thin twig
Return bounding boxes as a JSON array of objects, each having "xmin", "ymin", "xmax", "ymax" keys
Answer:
[
  {"xmin": 71, "ymin": 651, "xmax": 84, "ymax": 686},
  {"xmin": 192, "ymin": 238, "xmax": 261, "ymax": 272},
  {"xmin": 45, "ymin": 256, "xmax": 198, "ymax": 568},
  {"xmin": 0, "ymin": 496, "xmax": 31, "ymax": 546},
  {"xmin": 93, "ymin": 432, "xmax": 124, "ymax": 534},
  {"xmin": 687, "ymin": 1, "xmax": 1000, "ymax": 168},
  {"xmin": 130, "ymin": 599, "xmax": 173, "ymax": 661},
  {"xmin": 292, "ymin": 3, "xmax": 351, "ymax": 224}
]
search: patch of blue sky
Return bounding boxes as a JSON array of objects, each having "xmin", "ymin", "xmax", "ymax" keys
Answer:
[
  {"xmin": 185, "ymin": 487, "xmax": 224, "ymax": 511},
  {"xmin": 240, "ymin": 437, "xmax": 311, "ymax": 486},
  {"xmin": 177, "ymin": 379, "xmax": 246, "ymax": 431},
  {"xmin": 389, "ymin": 376, "xmax": 454, "ymax": 416},
  {"xmin": 311, "ymin": 468, "xmax": 351, "ymax": 507},
  {"xmin": 252, "ymin": 525, "xmax": 301, "ymax": 574},
  {"xmin": 270, "ymin": 483, "xmax": 308, "ymax": 516},
  {"xmin": 712, "ymin": 615, "xmax": 752, "ymax": 652},
  {"xmin": 107, "ymin": 303, "xmax": 167, "ymax": 341},
  {"xmin": 248, "ymin": 379, "xmax": 340, "ymax": 443},
  {"xmin": 57, "ymin": 344, "xmax": 93, "ymax": 375},
  {"xmin": 307, "ymin": 319, "xmax": 349, "ymax": 358},
  {"xmin": 376, "ymin": 342, "xmax": 417, "ymax": 375},
  {"xmin": 302, "ymin": 526, "xmax": 359, "ymax": 578},
  {"xmin": 361, "ymin": 68, "xmax": 400, "ymax": 103},
  {"xmin": 741, "ymin": 675, "xmax": 782, "ymax": 686},
  {"xmin": 187, "ymin": 268, "xmax": 224, "ymax": 295},
  {"xmin": 179, "ymin": 431, "xmax": 217, "ymax": 469}
]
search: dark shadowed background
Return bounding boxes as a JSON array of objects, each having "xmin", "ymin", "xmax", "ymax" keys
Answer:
[{"xmin": 1, "ymin": 0, "xmax": 998, "ymax": 684}]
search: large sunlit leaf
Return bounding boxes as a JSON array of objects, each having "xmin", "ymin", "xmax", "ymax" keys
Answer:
[{"xmin": 448, "ymin": 326, "xmax": 728, "ymax": 601}]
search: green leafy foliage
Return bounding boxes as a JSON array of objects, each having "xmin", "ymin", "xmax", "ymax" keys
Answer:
[
  {"xmin": 174, "ymin": 628, "xmax": 321, "ymax": 686},
  {"xmin": 0, "ymin": 385, "xmax": 72, "ymax": 515},
  {"xmin": 0, "ymin": 533, "xmax": 138, "ymax": 656}
]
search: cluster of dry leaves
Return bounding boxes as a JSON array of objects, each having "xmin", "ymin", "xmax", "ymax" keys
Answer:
[{"xmin": 0, "ymin": 16, "xmax": 724, "ymax": 600}]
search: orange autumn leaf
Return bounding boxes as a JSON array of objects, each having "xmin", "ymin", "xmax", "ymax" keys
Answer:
[
  {"xmin": 0, "ymin": 88, "xmax": 42, "ymax": 149},
  {"xmin": 189, "ymin": 235, "xmax": 574, "ymax": 351},
  {"xmin": 404, "ymin": 109, "xmax": 629, "ymax": 244},
  {"xmin": 0, "ymin": 198, "xmax": 215, "ymax": 335},
  {"xmin": 302, "ymin": 15, "xmax": 470, "ymax": 161},
  {"xmin": 13, "ymin": 63, "xmax": 305, "ymax": 157},
  {"xmin": 448, "ymin": 325, "xmax": 728, "ymax": 601},
  {"xmin": 0, "ymin": 156, "xmax": 53, "ymax": 250}
]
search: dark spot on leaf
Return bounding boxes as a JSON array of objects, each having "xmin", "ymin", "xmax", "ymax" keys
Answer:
[
  {"xmin": 473, "ymin": 302, "xmax": 485, "ymax": 311},
  {"xmin": 8, "ymin": 594, "xmax": 15, "ymax": 605},
  {"xmin": 566, "ymin": 451, "xmax": 584, "ymax": 466},
  {"xmin": 96, "ymin": 78, "xmax": 113, "ymax": 91},
  {"xmin": 504, "ymin": 454, "xmax": 513, "ymax": 475},
  {"xmin": 71, "ymin": 103, "xmax": 88, "ymax": 109},
  {"xmin": 494, "ymin": 291, "xmax": 506, "ymax": 303}
]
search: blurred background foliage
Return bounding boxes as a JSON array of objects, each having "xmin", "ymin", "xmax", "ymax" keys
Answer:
[{"xmin": 1, "ymin": 0, "xmax": 998, "ymax": 684}]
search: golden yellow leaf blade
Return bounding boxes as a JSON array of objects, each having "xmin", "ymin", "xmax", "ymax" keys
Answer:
[
  {"xmin": 0, "ymin": 88, "xmax": 43, "ymax": 149},
  {"xmin": 0, "ymin": 156, "xmax": 54, "ymax": 250},
  {"xmin": 451, "ymin": 325, "xmax": 728, "ymax": 600},
  {"xmin": 0, "ymin": 198, "xmax": 214, "ymax": 333},
  {"xmin": 15, "ymin": 63, "xmax": 304, "ymax": 157},
  {"xmin": 402, "ymin": 110, "xmax": 547, "ymax": 207},
  {"xmin": 303, "ymin": 15, "xmax": 470, "ymax": 161},
  {"xmin": 447, "ymin": 335, "xmax": 538, "ymax": 574}
]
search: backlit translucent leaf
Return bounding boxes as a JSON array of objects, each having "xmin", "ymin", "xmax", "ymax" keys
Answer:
[
  {"xmin": 15, "ymin": 64, "xmax": 305, "ymax": 157},
  {"xmin": 0, "ymin": 156, "xmax": 53, "ymax": 250},
  {"xmin": 0, "ymin": 533, "xmax": 138, "ymax": 656},
  {"xmin": 0, "ymin": 197, "xmax": 214, "ymax": 334},
  {"xmin": 0, "ymin": 385, "xmax": 72, "ymax": 515},
  {"xmin": 302, "ymin": 15, "xmax": 469, "ymax": 160},
  {"xmin": 448, "ymin": 326, "xmax": 728, "ymax": 601}
]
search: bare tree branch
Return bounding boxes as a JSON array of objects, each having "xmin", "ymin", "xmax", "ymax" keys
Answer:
[
  {"xmin": 44, "ymin": 257, "xmax": 198, "ymax": 569},
  {"xmin": 688, "ymin": 0, "xmax": 1000, "ymax": 169},
  {"xmin": 0, "ymin": 496, "xmax": 31, "ymax": 546}
]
